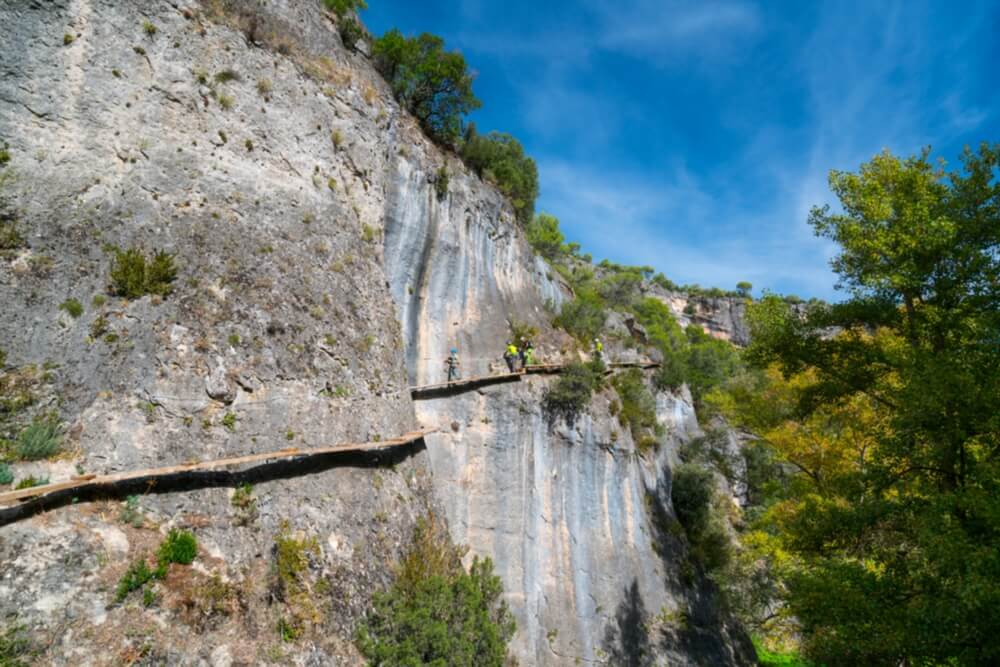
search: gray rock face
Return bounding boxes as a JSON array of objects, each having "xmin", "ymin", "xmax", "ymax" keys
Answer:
[
  {"xmin": 413, "ymin": 378, "xmax": 751, "ymax": 666},
  {"xmin": 0, "ymin": 1, "xmax": 752, "ymax": 664}
]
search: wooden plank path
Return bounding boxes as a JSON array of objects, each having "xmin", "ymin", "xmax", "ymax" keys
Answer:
[
  {"xmin": 0, "ymin": 358, "xmax": 658, "ymax": 520},
  {"xmin": 409, "ymin": 360, "xmax": 660, "ymax": 399},
  {"xmin": 0, "ymin": 429, "xmax": 434, "ymax": 508}
]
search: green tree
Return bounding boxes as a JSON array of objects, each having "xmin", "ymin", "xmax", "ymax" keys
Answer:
[
  {"xmin": 461, "ymin": 127, "xmax": 539, "ymax": 225},
  {"xmin": 322, "ymin": 0, "xmax": 367, "ymax": 18},
  {"xmin": 736, "ymin": 281, "xmax": 753, "ymax": 298},
  {"xmin": 525, "ymin": 213, "xmax": 564, "ymax": 260},
  {"xmin": 737, "ymin": 144, "xmax": 1000, "ymax": 665},
  {"xmin": 357, "ymin": 514, "xmax": 515, "ymax": 666},
  {"xmin": 372, "ymin": 30, "xmax": 481, "ymax": 146}
]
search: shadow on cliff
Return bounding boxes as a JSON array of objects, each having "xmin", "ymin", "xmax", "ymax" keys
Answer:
[
  {"xmin": 0, "ymin": 438, "xmax": 426, "ymax": 527},
  {"xmin": 641, "ymin": 465, "xmax": 758, "ymax": 666},
  {"xmin": 602, "ymin": 579, "xmax": 655, "ymax": 667}
]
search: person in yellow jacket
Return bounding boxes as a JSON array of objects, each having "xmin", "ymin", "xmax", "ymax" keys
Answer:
[
  {"xmin": 593, "ymin": 338, "xmax": 604, "ymax": 362},
  {"xmin": 504, "ymin": 341, "xmax": 519, "ymax": 372}
]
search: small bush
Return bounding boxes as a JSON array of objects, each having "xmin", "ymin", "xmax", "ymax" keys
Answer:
[
  {"xmin": 435, "ymin": 166, "xmax": 449, "ymax": 201},
  {"xmin": 15, "ymin": 416, "xmax": 61, "ymax": 461},
  {"xmin": 119, "ymin": 495, "xmax": 143, "ymax": 527},
  {"xmin": 323, "ymin": 0, "xmax": 368, "ymax": 17},
  {"xmin": 339, "ymin": 17, "xmax": 364, "ymax": 50},
  {"xmin": 553, "ymin": 292, "xmax": 606, "ymax": 342},
  {"xmin": 63, "ymin": 33, "xmax": 75, "ymax": 45},
  {"xmin": 543, "ymin": 361, "xmax": 604, "ymax": 425},
  {"xmin": 232, "ymin": 483, "xmax": 258, "ymax": 525},
  {"xmin": 611, "ymin": 369, "xmax": 660, "ymax": 451},
  {"xmin": 460, "ymin": 128, "xmax": 539, "ymax": 225},
  {"xmin": 0, "ymin": 218, "xmax": 23, "ymax": 253},
  {"xmin": 59, "ymin": 298, "xmax": 83, "ymax": 318},
  {"xmin": 109, "ymin": 247, "xmax": 177, "ymax": 298},
  {"xmin": 0, "ymin": 463, "xmax": 13, "ymax": 485},
  {"xmin": 116, "ymin": 559, "xmax": 155, "ymax": 602},
  {"xmin": 217, "ymin": 93, "xmax": 235, "ymax": 110},
  {"xmin": 357, "ymin": 513, "xmax": 515, "ymax": 666},
  {"xmin": 362, "ymin": 224, "xmax": 376, "ymax": 243},
  {"xmin": 158, "ymin": 529, "xmax": 197, "ymax": 566},
  {"xmin": 214, "ymin": 69, "xmax": 241, "ymax": 83},
  {"xmin": 525, "ymin": 213, "xmax": 564, "ymax": 259},
  {"xmin": 672, "ymin": 463, "xmax": 714, "ymax": 535},
  {"xmin": 257, "ymin": 78, "xmax": 273, "ymax": 96}
]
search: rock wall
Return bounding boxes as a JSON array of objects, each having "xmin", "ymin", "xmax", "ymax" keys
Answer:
[{"xmin": 0, "ymin": 1, "xmax": 752, "ymax": 664}]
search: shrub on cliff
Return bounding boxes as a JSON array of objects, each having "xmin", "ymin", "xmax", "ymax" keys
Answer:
[
  {"xmin": 109, "ymin": 247, "xmax": 177, "ymax": 298},
  {"xmin": 357, "ymin": 514, "xmax": 515, "ymax": 666},
  {"xmin": 373, "ymin": 30, "xmax": 481, "ymax": 147},
  {"xmin": 461, "ymin": 127, "xmax": 539, "ymax": 225},
  {"xmin": 553, "ymin": 291, "xmax": 606, "ymax": 342},
  {"xmin": 543, "ymin": 360, "xmax": 605, "ymax": 425},
  {"xmin": 525, "ymin": 212, "xmax": 565, "ymax": 260},
  {"xmin": 611, "ymin": 369, "xmax": 661, "ymax": 451},
  {"xmin": 323, "ymin": 0, "xmax": 367, "ymax": 17}
]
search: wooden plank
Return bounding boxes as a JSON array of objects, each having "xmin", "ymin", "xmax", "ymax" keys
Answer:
[{"xmin": 0, "ymin": 428, "xmax": 434, "ymax": 506}]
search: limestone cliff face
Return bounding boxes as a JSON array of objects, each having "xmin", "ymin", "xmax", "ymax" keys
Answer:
[{"xmin": 0, "ymin": 1, "xmax": 752, "ymax": 664}]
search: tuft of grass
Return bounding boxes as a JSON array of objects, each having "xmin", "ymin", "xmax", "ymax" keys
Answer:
[
  {"xmin": 245, "ymin": 139, "xmax": 254, "ymax": 152},
  {"xmin": 217, "ymin": 93, "xmax": 235, "ymax": 110},
  {"xmin": 59, "ymin": 298, "xmax": 84, "ymax": 319},
  {"xmin": 119, "ymin": 495, "xmax": 143, "ymax": 527},
  {"xmin": 0, "ymin": 621, "xmax": 31, "ymax": 665},
  {"xmin": 257, "ymin": 79, "xmax": 273, "ymax": 96},
  {"xmin": 222, "ymin": 412, "xmax": 236, "ymax": 432},
  {"xmin": 15, "ymin": 416, "xmax": 62, "ymax": 461},
  {"xmin": 142, "ymin": 20, "xmax": 157, "ymax": 36},
  {"xmin": 158, "ymin": 528, "xmax": 198, "ymax": 566},
  {"xmin": 91, "ymin": 294, "xmax": 107, "ymax": 308},
  {"xmin": 0, "ymin": 463, "xmax": 13, "ymax": 486},
  {"xmin": 109, "ymin": 247, "xmax": 177, "ymax": 298},
  {"xmin": 0, "ymin": 147, "xmax": 10, "ymax": 166},
  {"xmin": 231, "ymin": 483, "xmax": 257, "ymax": 525},
  {"xmin": 361, "ymin": 223, "xmax": 376, "ymax": 243},
  {"xmin": 227, "ymin": 333, "xmax": 240, "ymax": 347},
  {"xmin": 63, "ymin": 33, "xmax": 75, "ymax": 45},
  {"xmin": 214, "ymin": 69, "xmax": 241, "ymax": 83},
  {"xmin": 115, "ymin": 559, "xmax": 155, "ymax": 602},
  {"xmin": 14, "ymin": 475, "xmax": 48, "ymax": 490},
  {"xmin": 331, "ymin": 130, "xmax": 343, "ymax": 149}
]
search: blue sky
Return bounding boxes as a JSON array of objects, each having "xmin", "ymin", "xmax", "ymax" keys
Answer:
[{"xmin": 362, "ymin": 1, "xmax": 999, "ymax": 300}]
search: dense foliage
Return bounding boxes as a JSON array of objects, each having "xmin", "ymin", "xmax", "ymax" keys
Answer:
[
  {"xmin": 372, "ymin": 30, "xmax": 481, "ymax": 147},
  {"xmin": 542, "ymin": 360, "xmax": 605, "ymax": 425},
  {"xmin": 711, "ymin": 145, "xmax": 1000, "ymax": 665},
  {"xmin": 357, "ymin": 514, "xmax": 515, "ymax": 666},
  {"xmin": 461, "ymin": 127, "xmax": 539, "ymax": 225}
]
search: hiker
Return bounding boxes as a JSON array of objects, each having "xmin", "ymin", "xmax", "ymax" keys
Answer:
[
  {"xmin": 445, "ymin": 348, "xmax": 460, "ymax": 382},
  {"xmin": 593, "ymin": 337, "xmax": 604, "ymax": 362},
  {"xmin": 504, "ymin": 341, "xmax": 519, "ymax": 372},
  {"xmin": 518, "ymin": 337, "xmax": 529, "ymax": 366},
  {"xmin": 523, "ymin": 340, "xmax": 536, "ymax": 367}
]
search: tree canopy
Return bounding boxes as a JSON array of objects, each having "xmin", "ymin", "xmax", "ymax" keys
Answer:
[
  {"xmin": 373, "ymin": 30, "xmax": 481, "ymax": 147},
  {"xmin": 460, "ymin": 127, "xmax": 539, "ymax": 225},
  {"xmin": 714, "ymin": 144, "xmax": 1000, "ymax": 665}
]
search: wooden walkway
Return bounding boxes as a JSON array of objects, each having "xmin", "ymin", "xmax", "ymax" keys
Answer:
[
  {"xmin": 0, "ymin": 429, "xmax": 433, "ymax": 508},
  {"xmin": 409, "ymin": 360, "xmax": 659, "ymax": 399},
  {"xmin": 0, "ymin": 358, "xmax": 658, "ymax": 520}
]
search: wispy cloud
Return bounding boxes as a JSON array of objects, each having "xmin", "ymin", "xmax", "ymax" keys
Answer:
[{"xmin": 591, "ymin": 0, "xmax": 762, "ymax": 61}]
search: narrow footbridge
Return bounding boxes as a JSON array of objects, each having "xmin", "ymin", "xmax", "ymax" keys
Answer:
[{"xmin": 0, "ymin": 359, "xmax": 658, "ymax": 523}]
